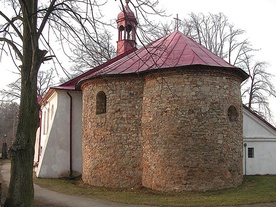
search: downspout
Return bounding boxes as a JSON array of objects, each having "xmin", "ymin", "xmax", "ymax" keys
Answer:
[
  {"xmin": 37, "ymin": 109, "xmax": 42, "ymax": 163},
  {"xmin": 243, "ymin": 143, "xmax": 247, "ymax": 175},
  {"xmin": 67, "ymin": 92, "xmax": 73, "ymax": 177}
]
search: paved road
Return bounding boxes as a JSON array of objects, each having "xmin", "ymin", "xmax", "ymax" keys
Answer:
[{"xmin": 1, "ymin": 162, "xmax": 276, "ymax": 207}]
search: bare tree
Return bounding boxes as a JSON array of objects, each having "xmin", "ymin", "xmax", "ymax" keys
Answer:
[
  {"xmin": 70, "ymin": 29, "xmax": 116, "ymax": 76},
  {"xmin": 37, "ymin": 69, "xmax": 56, "ymax": 97},
  {"xmin": 179, "ymin": 13, "xmax": 253, "ymax": 65},
  {"xmin": 0, "ymin": 0, "xmax": 164, "ymax": 206},
  {"xmin": 0, "ymin": 69, "xmax": 55, "ymax": 102},
  {"xmin": 0, "ymin": 79, "xmax": 21, "ymax": 102},
  {"xmin": 0, "ymin": 101, "xmax": 19, "ymax": 148},
  {"xmin": 69, "ymin": 0, "xmax": 167, "ymax": 76},
  {"xmin": 241, "ymin": 54, "xmax": 276, "ymax": 121}
]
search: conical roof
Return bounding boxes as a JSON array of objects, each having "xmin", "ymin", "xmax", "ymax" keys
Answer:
[
  {"xmin": 117, "ymin": 2, "xmax": 136, "ymax": 22},
  {"xmin": 79, "ymin": 31, "xmax": 248, "ymax": 81},
  {"xmin": 52, "ymin": 31, "xmax": 248, "ymax": 93}
]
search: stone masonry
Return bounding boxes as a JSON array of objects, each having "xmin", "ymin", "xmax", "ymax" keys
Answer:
[
  {"xmin": 82, "ymin": 76, "xmax": 144, "ymax": 188},
  {"xmin": 81, "ymin": 66, "xmax": 244, "ymax": 192}
]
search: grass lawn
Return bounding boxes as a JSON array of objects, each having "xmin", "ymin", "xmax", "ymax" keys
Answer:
[{"xmin": 34, "ymin": 175, "xmax": 276, "ymax": 207}]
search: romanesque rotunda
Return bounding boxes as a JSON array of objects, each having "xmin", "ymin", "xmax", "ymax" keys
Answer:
[{"xmin": 80, "ymin": 1, "xmax": 248, "ymax": 192}]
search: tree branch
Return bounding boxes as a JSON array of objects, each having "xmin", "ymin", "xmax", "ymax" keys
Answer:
[
  {"xmin": 0, "ymin": 11, "xmax": 23, "ymax": 40},
  {"xmin": 0, "ymin": 37, "xmax": 23, "ymax": 60},
  {"xmin": 37, "ymin": 0, "xmax": 57, "ymax": 38}
]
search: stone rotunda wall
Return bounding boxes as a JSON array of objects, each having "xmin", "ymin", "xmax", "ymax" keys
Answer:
[
  {"xmin": 81, "ymin": 66, "xmax": 245, "ymax": 192},
  {"xmin": 82, "ymin": 76, "xmax": 144, "ymax": 188},
  {"xmin": 141, "ymin": 68, "xmax": 244, "ymax": 192}
]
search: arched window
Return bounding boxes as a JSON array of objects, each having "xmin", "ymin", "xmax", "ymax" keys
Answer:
[
  {"xmin": 96, "ymin": 91, "xmax": 106, "ymax": 115},
  {"xmin": 118, "ymin": 25, "xmax": 124, "ymax": 41},
  {"xmin": 51, "ymin": 104, "xmax": 54, "ymax": 119},
  {"xmin": 228, "ymin": 105, "xmax": 238, "ymax": 122},
  {"xmin": 126, "ymin": 25, "xmax": 132, "ymax": 40},
  {"xmin": 47, "ymin": 107, "xmax": 50, "ymax": 132},
  {"xmin": 43, "ymin": 111, "xmax": 46, "ymax": 135}
]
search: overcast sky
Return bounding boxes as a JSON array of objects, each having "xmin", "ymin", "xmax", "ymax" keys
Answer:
[{"xmin": 0, "ymin": 0, "xmax": 275, "ymax": 120}]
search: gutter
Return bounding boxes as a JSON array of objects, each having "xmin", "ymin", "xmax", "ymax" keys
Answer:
[{"xmin": 67, "ymin": 92, "xmax": 73, "ymax": 177}]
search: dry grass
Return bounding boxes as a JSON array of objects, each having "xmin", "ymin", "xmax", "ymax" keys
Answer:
[
  {"xmin": 34, "ymin": 175, "xmax": 276, "ymax": 207},
  {"xmin": 1, "ymin": 158, "xmax": 276, "ymax": 207}
]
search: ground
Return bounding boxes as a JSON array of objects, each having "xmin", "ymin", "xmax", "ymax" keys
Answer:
[{"xmin": 1, "ymin": 160, "xmax": 276, "ymax": 207}]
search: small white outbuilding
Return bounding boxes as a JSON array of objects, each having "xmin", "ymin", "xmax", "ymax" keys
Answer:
[{"xmin": 243, "ymin": 105, "xmax": 276, "ymax": 175}]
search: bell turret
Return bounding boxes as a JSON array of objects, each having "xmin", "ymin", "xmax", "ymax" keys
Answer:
[{"xmin": 116, "ymin": 0, "xmax": 137, "ymax": 56}]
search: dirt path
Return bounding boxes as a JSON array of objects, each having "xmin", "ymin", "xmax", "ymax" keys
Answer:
[
  {"xmin": 0, "ymin": 162, "xmax": 153, "ymax": 207},
  {"xmin": 1, "ymin": 161, "xmax": 276, "ymax": 207}
]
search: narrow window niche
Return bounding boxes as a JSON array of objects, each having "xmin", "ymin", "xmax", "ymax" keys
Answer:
[
  {"xmin": 96, "ymin": 91, "xmax": 106, "ymax": 115},
  {"xmin": 228, "ymin": 105, "xmax": 238, "ymax": 122},
  {"xmin": 248, "ymin": 147, "xmax": 254, "ymax": 158}
]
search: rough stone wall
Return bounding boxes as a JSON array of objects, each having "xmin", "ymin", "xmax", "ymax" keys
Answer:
[
  {"xmin": 141, "ymin": 68, "xmax": 244, "ymax": 192},
  {"xmin": 82, "ymin": 76, "xmax": 144, "ymax": 188},
  {"xmin": 81, "ymin": 67, "xmax": 244, "ymax": 192}
]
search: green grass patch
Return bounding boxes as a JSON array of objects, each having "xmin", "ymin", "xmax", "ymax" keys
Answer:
[{"xmin": 33, "ymin": 175, "xmax": 276, "ymax": 206}]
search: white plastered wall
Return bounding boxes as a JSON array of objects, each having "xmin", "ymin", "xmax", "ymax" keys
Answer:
[
  {"xmin": 243, "ymin": 108, "xmax": 276, "ymax": 175},
  {"xmin": 35, "ymin": 90, "xmax": 82, "ymax": 178}
]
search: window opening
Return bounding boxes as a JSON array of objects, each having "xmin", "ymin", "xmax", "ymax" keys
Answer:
[
  {"xmin": 47, "ymin": 108, "xmax": 50, "ymax": 133},
  {"xmin": 119, "ymin": 26, "xmax": 124, "ymax": 40},
  {"xmin": 43, "ymin": 111, "xmax": 46, "ymax": 135},
  {"xmin": 96, "ymin": 91, "xmax": 106, "ymax": 114},
  {"xmin": 126, "ymin": 25, "xmax": 132, "ymax": 40},
  {"xmin": 228, "ymin": 105, "xmax": 238, "ymax": 122},
  {"xmin": 51, "ymin": 104, "xmax": 54, "ymax": 119},
  {"xmin": 248, "ymin": 147, "xmax": 254, "ymax": 158}
]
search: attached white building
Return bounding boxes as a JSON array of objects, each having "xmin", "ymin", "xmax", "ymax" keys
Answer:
[
  {"xmin": 34, "ymin": 87, "xmax": 82, "ymax": 178},
  {"xmin": 243, "ymin": 106, "xmax": 276, "ymax": 175}
]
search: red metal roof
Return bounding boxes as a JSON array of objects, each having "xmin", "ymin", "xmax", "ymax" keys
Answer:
[
  {"xmin": 52, "ymin": 48, "xmax": 137, "ymax": 91},
  {"xmin": 78, "ymin": 31, "xmax": 247, "ymax": 83},
  {"xmin": 117, "ymin": 2, "xmax": 136, "ymax": 22},
  {"xmin": 51, "ymin": 31, "xmax": 247, "ymax": 94}
]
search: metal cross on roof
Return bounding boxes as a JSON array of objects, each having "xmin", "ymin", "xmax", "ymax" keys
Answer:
[{"xmin": 174, "ymin": 14, "xmax": 181, "ymax": 31}]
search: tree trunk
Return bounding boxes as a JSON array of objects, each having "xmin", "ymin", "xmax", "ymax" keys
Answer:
[
  {"xmin": 4, "ymin": 0, "xmax": 42, "ymax": 206},
  {"xmin": 4, "ymin": 71, "xmax": 39, "ymax": 207},
  {"xmin": 4, "ymin": 145, "xmax": 35, "ymax": 207}
]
